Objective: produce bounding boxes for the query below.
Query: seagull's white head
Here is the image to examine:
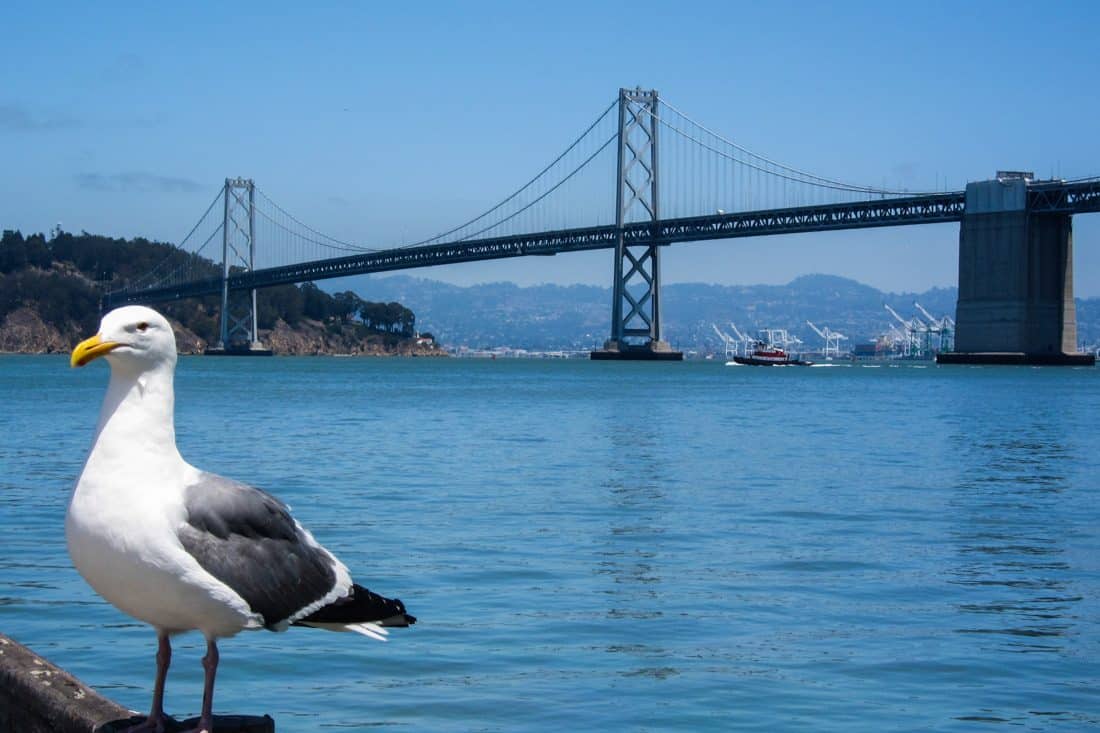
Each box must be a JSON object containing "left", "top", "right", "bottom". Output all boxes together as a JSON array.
[{"left": 71, "top": 305, "right": 177, "bottom": 372}]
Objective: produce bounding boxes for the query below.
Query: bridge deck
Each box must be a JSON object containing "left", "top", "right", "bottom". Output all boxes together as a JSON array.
[
  {"left": 109, "top": 179, "right": 1100, "bottom": 307},
  {"left": 110, "top": 193, "right": 966, "bottom": 306}
]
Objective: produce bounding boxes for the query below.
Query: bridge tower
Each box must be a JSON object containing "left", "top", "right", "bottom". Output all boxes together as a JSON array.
[
  {"left": 591, "top": 88, "right": 683, "bottom": 361},
  {"left": 208, "top": 177, "right": 269, "bottom": 354},
  {"left": 939, "top": 172, "right": 1093, "bottom": 365}
]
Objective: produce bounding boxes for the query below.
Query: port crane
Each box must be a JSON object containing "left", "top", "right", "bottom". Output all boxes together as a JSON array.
[
  {"left": 884, "top": 304, "right": 930, "bottom": 358},
  {"left": 727, "top": 323, "right": 757, "bottom": 357},
  {"left": 711, "top": 323, "right": 737, "bottom": 359},
  {"left": 884, "top": 324, "right": 911, "bottom": 357},
  {"left": 757, "top": 328, "right": 803, "bottom": 354},
  {"left": 806, "top": 321, "right": 848, "bottom": 359},
  {"left": 913, "top": 302, "right": 955, "bottom": 353}
]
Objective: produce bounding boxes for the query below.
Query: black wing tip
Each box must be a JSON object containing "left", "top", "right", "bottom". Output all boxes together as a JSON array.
[
  {"left": 381, "top": 612, "right": 417, "bottom": 627},
  {"left": 297, "top": 584, "right": 416, "bottom": 627},
  {"left": 379, "top": 598, "right": 416, "bottom": 626}
]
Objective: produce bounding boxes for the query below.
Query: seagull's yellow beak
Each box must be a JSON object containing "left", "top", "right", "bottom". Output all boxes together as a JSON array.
[{"left": 71, "top": 334, "right": 121, "bottom": 368}]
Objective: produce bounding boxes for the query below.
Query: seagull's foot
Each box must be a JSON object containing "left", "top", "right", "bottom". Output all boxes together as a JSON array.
[
  {"left": 119, "top": 714, "right": 171, "bottom": 733},
  {"left": 179, "top": 716, "right": 214, "bottom": 733}
]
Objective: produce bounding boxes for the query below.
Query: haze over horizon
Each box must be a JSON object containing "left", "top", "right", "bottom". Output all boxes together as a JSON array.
[
  {"left": 359, "top": 269, "right": 964, "bottom": 299},
  {"left": 3, "top": 2, "right": 1099, "bottom": 295}
]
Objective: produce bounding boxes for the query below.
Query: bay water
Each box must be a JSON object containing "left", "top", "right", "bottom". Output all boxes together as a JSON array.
[{"left": 1, "top": 355, "right": 1098, "bottom": 731}]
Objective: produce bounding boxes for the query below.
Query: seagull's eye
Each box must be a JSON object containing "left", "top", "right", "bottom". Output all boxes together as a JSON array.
[{"left": 136, "top": 322, "right": 149, "bottom": 332}]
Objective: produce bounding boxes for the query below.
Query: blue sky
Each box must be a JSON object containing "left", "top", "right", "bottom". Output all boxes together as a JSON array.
[{"left": 3, "top": 1, "right": 1100, "bottom": 294}]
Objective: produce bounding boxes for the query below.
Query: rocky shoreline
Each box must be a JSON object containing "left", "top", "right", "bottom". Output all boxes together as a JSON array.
[
  {"left": 0, "top": 307, "right": 446, "bottom": 357},
  {"left": 261, "top": 317, "right": 446, "bottom": 356}
]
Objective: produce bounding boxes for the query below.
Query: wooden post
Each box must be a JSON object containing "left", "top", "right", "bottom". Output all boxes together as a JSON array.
[{"left": 0, "top": 633, "right": 273, "bottom": 733}]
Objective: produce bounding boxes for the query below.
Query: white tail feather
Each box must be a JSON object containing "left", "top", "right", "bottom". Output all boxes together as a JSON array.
[
  {"left": 299, "top": 621, "right": 389, "bottom": 641},
  {"left": 348, "top": 622, "right": 389, "bottom": 641}
]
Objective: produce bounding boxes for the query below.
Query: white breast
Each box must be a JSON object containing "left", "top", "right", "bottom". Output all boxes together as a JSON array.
[{"left": 66, "top": 463, "right": 260, "bottom": 637}]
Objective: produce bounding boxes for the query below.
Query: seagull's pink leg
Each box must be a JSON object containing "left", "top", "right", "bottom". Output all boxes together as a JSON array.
[
  {"left": 181, "top": 637, "right": 219, "bottom": 733},
  {"left": 122, "top": 632, "right": 171, "bottom": 732}
]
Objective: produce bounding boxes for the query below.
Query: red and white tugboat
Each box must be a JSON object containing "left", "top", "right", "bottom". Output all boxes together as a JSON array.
[{"left": 730, "top": 340, "right": 813, "bottom": 366}]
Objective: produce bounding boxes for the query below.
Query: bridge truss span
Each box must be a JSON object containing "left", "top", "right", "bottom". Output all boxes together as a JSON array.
[
  {"left": 1028, "top": 178, "right": 1100, "bottom": 214},
  {"left": 645, "top": 192, "right": 966, "bottom": 245},
  {"left": 111, "top": 194, "right": 968, "bottom": 307}
]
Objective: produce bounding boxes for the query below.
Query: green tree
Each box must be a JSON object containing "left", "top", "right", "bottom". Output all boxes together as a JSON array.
[
  {"left": 332, "top": 291, "right": 364, "bottom": 324},
  {"left": 358, "top": 300, "right": 382, "bottom": 330},
  {"left": 0, "top": 230, "right": 28, "bottom": 273},
  {"left": 259, "top": 284, "right": 305, "bottom": 328},
  {"left": 399, "top": 304, "right": 415, "bottom": 336},
  {"left": 301, "top": 282, "right": 332, "bottom": 321},
  {"left": 25, "top": 233, "right": 51, "bottom": 269}
]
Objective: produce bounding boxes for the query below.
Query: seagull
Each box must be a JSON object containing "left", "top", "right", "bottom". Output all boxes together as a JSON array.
[{"left": 67, "top": 305, "right": 415, "bottom": 733}]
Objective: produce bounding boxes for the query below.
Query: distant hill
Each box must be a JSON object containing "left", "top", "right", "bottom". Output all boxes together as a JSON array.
[
  {"left": 0, "top": 229, "right": 440, "bottom": 356},
  {"left": 351, "top": 273, "right": 1100, "bottom": 354}
]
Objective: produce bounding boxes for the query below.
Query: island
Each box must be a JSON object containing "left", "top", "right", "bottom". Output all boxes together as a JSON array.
[{"left": 0, "top": 229, "right": 445, "bottom": 357}]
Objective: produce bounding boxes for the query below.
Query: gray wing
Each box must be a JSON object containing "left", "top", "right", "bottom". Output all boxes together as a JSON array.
[{"left": 178, "top": 472, "right": 339, "bottom": 629}]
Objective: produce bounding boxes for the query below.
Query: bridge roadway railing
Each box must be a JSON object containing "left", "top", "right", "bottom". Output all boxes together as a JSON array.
[
  {"left": 111, "top": 192, "right": 968, "bottom": 306},
  {"left": 1028, "top": 178, "right": 1100, "bottom": 214}
]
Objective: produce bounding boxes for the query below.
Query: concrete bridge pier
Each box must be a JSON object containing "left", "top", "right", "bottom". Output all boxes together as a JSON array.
[{"left": 939, "top": 175, "right": 1094, "bottom": 365}]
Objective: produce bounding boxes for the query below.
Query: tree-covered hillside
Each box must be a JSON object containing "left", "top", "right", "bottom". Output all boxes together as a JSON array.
[{"left": 0, "top": 229, "right": 420, "bottom": 351}]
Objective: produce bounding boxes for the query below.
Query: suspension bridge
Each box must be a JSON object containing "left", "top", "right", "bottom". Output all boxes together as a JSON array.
[{"left": 107, "top": 88, "right": 1100, "bottom": 363}]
